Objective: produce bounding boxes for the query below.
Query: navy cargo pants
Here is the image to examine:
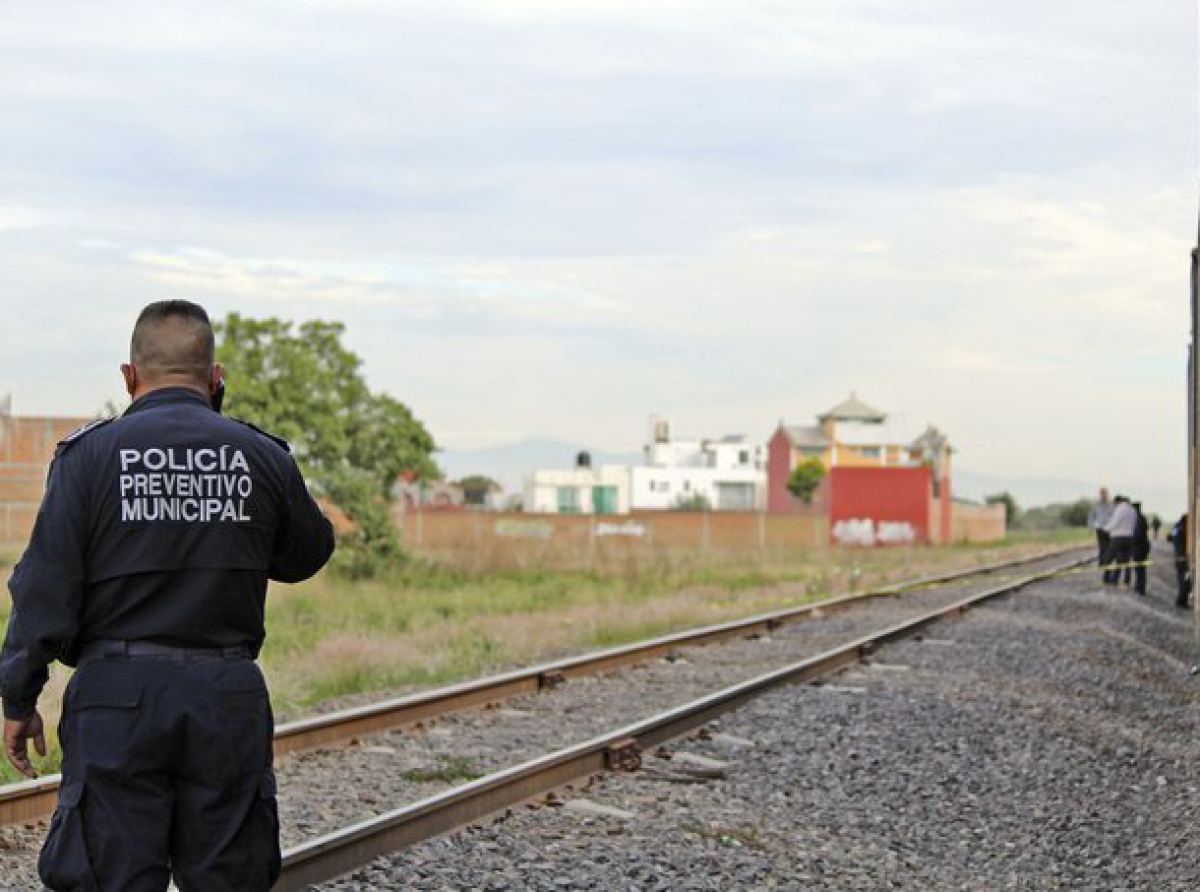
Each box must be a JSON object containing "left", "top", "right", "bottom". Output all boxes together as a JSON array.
[{"left": 39, "top": 646, "right": 280, "bottom": 892}]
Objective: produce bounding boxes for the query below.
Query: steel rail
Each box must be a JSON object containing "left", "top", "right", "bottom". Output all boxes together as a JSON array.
[
  {"left": 270, "top": 544, "right": 1083, "bottom": 755},
  {"left": 0, "top": 545, "right": 1084, "bottom": 828},
  {"left": 275, "top": 551, "right": 1092, "bottom": 890}
]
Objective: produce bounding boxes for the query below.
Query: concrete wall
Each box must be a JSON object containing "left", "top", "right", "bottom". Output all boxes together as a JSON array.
[{"left": 0, "top": 413, "right": 95, "bottom": 545}]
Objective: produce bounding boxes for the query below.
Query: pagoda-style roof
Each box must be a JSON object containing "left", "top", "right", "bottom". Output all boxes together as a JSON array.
[
  {"left": 910, "top": 424, "right": 950, "bottom": 453},
  {"left": 781, "top": 424, "right": 830, "bottom": 447},
  {"left": 817, "top": 392, "right": 887, "bottom": 424}
]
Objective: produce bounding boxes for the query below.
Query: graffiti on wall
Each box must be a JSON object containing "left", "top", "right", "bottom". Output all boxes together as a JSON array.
[
  {"left": 832, "top": 518, "right": 917, "bottom": 547},
  {"left": 595, "top": 521, "right": 647, "bottom": 538},
  {"left": 495, "top": 519, "right": 553, "bottom": 539}
]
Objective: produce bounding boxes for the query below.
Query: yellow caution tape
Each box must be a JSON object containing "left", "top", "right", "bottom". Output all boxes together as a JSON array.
[{"left": 870, "top": 555, "right": 1171, "bottom": 598}]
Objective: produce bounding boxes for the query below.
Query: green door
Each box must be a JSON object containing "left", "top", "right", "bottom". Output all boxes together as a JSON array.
[{"left": 591, "top": 485, "right": 617, "bottom": 515}]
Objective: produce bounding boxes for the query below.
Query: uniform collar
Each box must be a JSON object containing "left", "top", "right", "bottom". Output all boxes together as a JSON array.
[{"left": 124, "top": 386, "right": 212, "bottom": 416}]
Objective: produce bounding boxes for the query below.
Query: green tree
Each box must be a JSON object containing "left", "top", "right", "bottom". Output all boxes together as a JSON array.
[
  {"left": 458, "top": 475, "right": 501, "bottom": 507},
  {"left": 672, "top": 492, "right": 712, "bottom": 512},
  {"left": 215, "top": 314, "right": 437, "bottom": 577},
  {"left": 786, "top": 458, "right": 826, "bottom": 504},
  {"left": 985, "top": 491, "right": 1020, "bottom": 526},
  {"left": 1060, "top": 498, "right": 1092, "bottom": 528}
]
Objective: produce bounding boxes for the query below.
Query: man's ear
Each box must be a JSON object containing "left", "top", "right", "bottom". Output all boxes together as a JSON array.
[
  {"left": 210, "top": 363, "right": 226, "bottom": 412},
  {"left": 120, "top": 363, "right": 137, "bottom": 398}
]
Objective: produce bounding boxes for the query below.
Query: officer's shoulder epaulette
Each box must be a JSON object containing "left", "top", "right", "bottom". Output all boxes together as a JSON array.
[
  {"left": 55, "top": 417, "right": 115, "bottom": 455},
  {"left": 232, "top": 418, "right": 291, "bottom": 453}
]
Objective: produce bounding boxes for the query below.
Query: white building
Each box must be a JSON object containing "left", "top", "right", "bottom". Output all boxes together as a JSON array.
[
  {"left": 522, "top": 422, "right": 767, "bottom": 515},
  {"left": 523, "top": 459, "right": 631, "bottom": 515},
  {"left": 631, "top": 421, "right": 764, "bottom": 511}
]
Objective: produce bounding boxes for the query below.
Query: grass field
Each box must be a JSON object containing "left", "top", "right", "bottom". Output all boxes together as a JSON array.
[{"left": 0, "top": 532, "right": 1087, "bottom": 782}]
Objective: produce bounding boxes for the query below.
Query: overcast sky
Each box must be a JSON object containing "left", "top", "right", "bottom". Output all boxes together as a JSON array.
[{"left": 0, "top": 1, "right": 1194, "bottom": 507}]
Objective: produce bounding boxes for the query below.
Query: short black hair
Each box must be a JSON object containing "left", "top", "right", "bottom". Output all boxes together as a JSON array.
[{"left": 130, "top": 300, "right": 215, "bottom": 383}]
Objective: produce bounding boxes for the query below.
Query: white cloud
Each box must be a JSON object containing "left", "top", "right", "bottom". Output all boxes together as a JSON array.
[
  {"left": 0, "top": 1, "right": 1191, "bottom": 510},
  {"left": 0, "top": 206, "right": 54, "bottom": 232},
  {"left": 132, "top": 249, "right": 394, "bottom": 305},
  {"left": 126, "top": 247, "right": 624, "bottom": 329}
]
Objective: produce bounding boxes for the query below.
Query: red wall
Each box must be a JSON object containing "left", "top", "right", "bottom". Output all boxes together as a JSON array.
[
  {"left": 939, "top": 473, "right": 952, "bottom": 544},
  {"left": 827, "top": 466, "right": 933, "bottom": 544},
  {"left": 767, "top": 427, "right": 796, "bottom": 514}
]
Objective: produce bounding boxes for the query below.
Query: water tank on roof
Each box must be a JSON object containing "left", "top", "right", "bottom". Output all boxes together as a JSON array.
[{"left": 576, "top": 451, "right": 592, "bottom": 469}]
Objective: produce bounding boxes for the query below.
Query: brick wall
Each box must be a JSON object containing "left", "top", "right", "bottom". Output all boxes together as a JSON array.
[
  {"left": 398, "top": 509, "right": 828, "bottom": 571},
  {"left": 0, "top": 413, "right": 95, "bottom": 545},
  {"left": 950, "top": 502, "right": 1007, "bottom": 543}
]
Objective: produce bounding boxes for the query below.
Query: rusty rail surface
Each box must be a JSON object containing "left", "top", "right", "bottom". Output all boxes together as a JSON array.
[
  {"left": 275, "top": 551, "right": 1093, "bottom": 890},
  {"left": 0, "top": 545, "right": 1085, "bottom": 829},
  {"left": 271, "top": 544, "right": 1082, "bottom": 756}
]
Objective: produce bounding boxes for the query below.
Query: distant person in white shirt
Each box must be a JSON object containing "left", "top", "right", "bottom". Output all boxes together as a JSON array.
[
  {"left": 1088, "top": 487, "right": 1114, "bottom": 562},
  {"left": 1101, "top": 495, "right": 1137, "bottom": 587}
]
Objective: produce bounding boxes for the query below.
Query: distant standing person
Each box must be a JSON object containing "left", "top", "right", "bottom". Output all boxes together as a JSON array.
[
  {"left": 1089, "top": 488, "right": 1114, "bottom": 563},
  {"left": 1101, "top": 495, "right": 1136, "bottom": 586},
  {"left": 1130, "top": 502, "right": 1150, "bottom": 596},
  {"left": 1169, "top": 513, "right": 1191, "bottom": 608},
  {"left": 1151, "top": 515, "right": 1162, "bottom": 540}
]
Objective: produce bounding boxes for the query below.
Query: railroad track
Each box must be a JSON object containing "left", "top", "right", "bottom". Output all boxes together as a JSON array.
[
  {"left": 276, "top": 548, "right": 1093, "bottom": 890},
  {"left": 0, "top": 545, "right": 1085, "bottom": 833}
]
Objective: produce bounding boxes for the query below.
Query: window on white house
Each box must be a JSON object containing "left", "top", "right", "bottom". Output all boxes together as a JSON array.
[{"left": 557, "top": 487, "right": 580, "bottom": 514}]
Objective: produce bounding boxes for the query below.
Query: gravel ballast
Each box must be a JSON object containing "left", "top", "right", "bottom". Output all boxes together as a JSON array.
[
  {"left": 0, "top": 552, "right": 1077, "bottom": 886},
  {"left": 6, "top": 548, "right": 1193, "bottom": 890},
  {"left": 314, "top": 554, "right": 1200, "bottom": 891}
]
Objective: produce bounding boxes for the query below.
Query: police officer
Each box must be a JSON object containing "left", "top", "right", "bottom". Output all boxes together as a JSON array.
[
  {"left": 1, "top": 301, "right": 335, "bottom": 891},
  {"left": 1130, "top": 501, "right": 1151, "bottom": 596},
  {"left": 1169, "top": 513, "right": 1191, "bottom": 608}
]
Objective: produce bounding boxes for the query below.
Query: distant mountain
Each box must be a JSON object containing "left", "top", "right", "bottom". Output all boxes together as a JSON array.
[
  {"left": 954, "top": 469, "right": 1183, "bottom": 518},
  {"left": 436, "top": 438, "right": 641, "bottom": 494}
]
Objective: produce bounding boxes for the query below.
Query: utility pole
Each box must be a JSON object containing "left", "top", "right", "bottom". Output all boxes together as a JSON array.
[{"left": 1190, "top": 217, "right": 1199, "bottom": 641}]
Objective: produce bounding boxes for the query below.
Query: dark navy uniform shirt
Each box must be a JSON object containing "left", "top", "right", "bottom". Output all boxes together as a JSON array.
[{"left": 0, "top": 387, "right": 335, "bottom": 719}]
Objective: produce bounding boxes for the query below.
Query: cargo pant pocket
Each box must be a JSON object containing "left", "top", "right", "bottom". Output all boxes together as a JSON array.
[{"left": 38, "top": 780, "right": 100, "bottom": 892}]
